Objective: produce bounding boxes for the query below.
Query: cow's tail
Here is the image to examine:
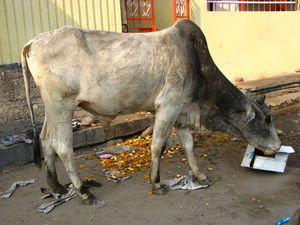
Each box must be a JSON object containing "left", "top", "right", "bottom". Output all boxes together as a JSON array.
[{"left": 21, "top": 42, "right": 42, "bottom": 168}]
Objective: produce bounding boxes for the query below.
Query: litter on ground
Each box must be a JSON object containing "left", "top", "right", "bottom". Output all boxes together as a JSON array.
[
  {"left": 161, "top": 171, "right": 209, "bottom": 190},
  {"left": 37, "top": 188, "right": 77, "bottom": 214},
  {"left": 0, "top": 179, "right": 36, "bottom": 198},
  {"left": 0, "top": 135, "right": 32, "bottom": 146}
]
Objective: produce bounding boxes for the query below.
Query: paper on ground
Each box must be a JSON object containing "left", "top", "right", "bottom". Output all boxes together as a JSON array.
[
  {"left": 161, "top": 171, "right": 209, "bottom": 190},
  {"left": 0, "top": 179, "right": 37, "bottom": 198},
  {"left": 241, "top": 145, "right": 295, "bottom": 173}
]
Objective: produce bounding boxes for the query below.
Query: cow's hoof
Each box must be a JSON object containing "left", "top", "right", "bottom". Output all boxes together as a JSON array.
[
  {"left": 153, "top": 184, "right": 169, "bottom": 195},
  {"left": 53, "top": 184, "right": 68, "bottom": 195},
  {"left": 83, "top": 180, "right": 102, "bottom": 188},
  {"left": 198, "top": 177, "right": 213, "bottom": 186},
  {"left": 81, "top": 193, "right": 96, "bottom": 205}
]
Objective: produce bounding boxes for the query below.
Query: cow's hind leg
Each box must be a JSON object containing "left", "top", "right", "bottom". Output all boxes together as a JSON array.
[
  {"left": 45, "top": 101, "right": 96, "bottom": 205},
  {"left": 40, "top": 117, "right": 67, "bottom": 194},
  {"left": 175, "top": 127, "right": 211, "bottom": 186},
  {"left": 150, "top": 105, "right": 182, "bottom": 195}
]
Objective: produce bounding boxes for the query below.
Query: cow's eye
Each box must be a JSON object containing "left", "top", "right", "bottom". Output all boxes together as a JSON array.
[{"left": 265, "top": 115, "right": 271, "bottom": 124}]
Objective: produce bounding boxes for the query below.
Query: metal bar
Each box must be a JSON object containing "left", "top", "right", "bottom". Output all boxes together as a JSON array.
[
  {"left": 127, "top": 18, "right": 153, "bottom": 20},
  {"left": 137, "top": 0, "right": 140, "bottom": 26},
  {"left": 207, "top": 0, "right": 295, "bottom": 4},
  {"left": 186, "top": 0, "right": 190, "bottom": 20},
  {"left": 172, "top": 0, "right": 176, "bottom": 22},
  {"left": 151, "top": 0, "right": 155, "bottom": 31},
  {"left": 241, "top": 0, "right": 245, "bottom": 10}
]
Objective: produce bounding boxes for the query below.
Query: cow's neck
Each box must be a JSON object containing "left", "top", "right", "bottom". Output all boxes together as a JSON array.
[
  {"left": 198, "top": 61, "right": 249, "bottom": 138},
  {"left": 193, "top": 29, "right": 247, "bottom": 112},
  {"left": 200, "top": 65, "right": 247, "bottom": 111}
]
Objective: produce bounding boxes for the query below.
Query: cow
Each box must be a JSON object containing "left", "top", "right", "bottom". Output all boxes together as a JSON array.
[{"left": 22, "top": 19, "right": 281, "bottom": 204}]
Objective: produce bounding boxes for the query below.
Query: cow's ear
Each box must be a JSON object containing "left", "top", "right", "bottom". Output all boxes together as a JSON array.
[{"left": 254, "top": 95, "right": 266, "bottom": 105}]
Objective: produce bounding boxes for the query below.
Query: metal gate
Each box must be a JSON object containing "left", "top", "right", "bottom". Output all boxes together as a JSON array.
[
  {"left": 125, "top": 0, "right": 156, "bottom": 32},
  {"left": 172, "top": 0, "right": 190, "bottom": 22}
]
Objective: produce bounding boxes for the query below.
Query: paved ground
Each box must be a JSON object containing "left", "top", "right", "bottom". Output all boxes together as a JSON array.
[{"left": 0, "top": 104, "right": 299, "bottom": 225}]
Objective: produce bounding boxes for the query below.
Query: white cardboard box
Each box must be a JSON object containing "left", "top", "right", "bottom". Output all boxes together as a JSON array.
[{"left": 241, "top": 145, "right": 295, "bottom": 173}]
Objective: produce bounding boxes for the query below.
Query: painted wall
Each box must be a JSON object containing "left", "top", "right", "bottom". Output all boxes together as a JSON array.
[
  {"left": 0, "top": 0, "right": 122, "bottom": 64},
  {"left": 154, "top": 0, "right": 173, "bottom": 30},
  {"left": 191, "top": 0, "right": 300, "bottom": 81}
]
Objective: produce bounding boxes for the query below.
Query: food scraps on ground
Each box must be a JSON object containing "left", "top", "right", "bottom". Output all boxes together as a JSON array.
[
  {"left": 79, "top": 131, "right": 234, "bottom": 179},
  {"left": 96, "top": 135, "right": 184, "bottom": 176}
]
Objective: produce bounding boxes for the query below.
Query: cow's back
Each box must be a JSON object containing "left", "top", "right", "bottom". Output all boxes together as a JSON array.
[{"left": 25, "top": 20, "right": 200, "bottom": 115}]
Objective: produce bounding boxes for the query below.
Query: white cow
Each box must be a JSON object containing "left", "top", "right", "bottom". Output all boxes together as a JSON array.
[{"left": 22, "top": 19, "right": 280, "bottom": 204}]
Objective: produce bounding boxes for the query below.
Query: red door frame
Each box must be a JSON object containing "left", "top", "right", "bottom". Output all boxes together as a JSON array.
[
  {"left": 125, "top": 0, "right": 156, "bottom": 32},
  {"left": 172, "top": 0, "right": 190, "bottom": 22}
]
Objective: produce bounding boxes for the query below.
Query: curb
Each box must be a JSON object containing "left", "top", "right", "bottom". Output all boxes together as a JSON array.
[
  {"left": 0, "top": 116, "right": 154, "bottom": 170},
  {"left": 237, "top": 73, "right": 300, "bottom": 107}
]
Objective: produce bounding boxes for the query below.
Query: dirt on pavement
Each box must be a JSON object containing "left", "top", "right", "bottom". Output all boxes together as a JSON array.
[{"left": 0, "top": 104, "right": 299, "bottom": 225}]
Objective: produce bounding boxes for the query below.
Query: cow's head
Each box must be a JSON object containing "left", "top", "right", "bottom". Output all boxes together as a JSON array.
[
  {"left": 202, "top": 94, "right": 281, "bottom": 156},
  {"left": 232, "top": 95, "right": 281, "bottom": 155}
]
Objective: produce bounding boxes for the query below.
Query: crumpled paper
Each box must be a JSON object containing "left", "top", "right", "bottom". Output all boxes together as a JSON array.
[
  {"left": 37, "top": 188, "right": 76, "bottom": 214},
  {"left": 0, "top": 179, "right": 37, "bottom": 198},
  {"left": 161, "top": 171, "right": 209, "bottom": 190}
]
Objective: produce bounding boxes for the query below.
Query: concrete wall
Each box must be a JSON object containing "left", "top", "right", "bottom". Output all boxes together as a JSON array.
[
  {"left": 191, "top": 0, "right": 300, "bottom": 81},
  {"left": 0, "top": 64, "right": 90, "bottom": 137}
]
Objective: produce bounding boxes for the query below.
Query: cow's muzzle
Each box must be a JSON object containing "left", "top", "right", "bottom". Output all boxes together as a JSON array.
[{"left": 258, "top": 145, "right": 280, "bottom": 156}]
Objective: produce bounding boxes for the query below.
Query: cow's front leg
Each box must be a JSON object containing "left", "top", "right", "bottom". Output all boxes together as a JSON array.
[
  {"left": 150, "top": 105, "right": 181, "bottom": 195},
  {"left": 175, "top": 127, "right": 211, "bottom": 186}
]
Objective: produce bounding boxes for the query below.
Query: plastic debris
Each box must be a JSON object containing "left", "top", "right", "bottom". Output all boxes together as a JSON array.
[
  {"left": 0, "top": 135, "right": 32, "bottom": 146},
  {"left": 0, "top": 179, "right": 36, "bottom": 198},
  {"left": 161, "top": 171, "right": 209, "bottom": 190},
  {"left": 89, "top": 199, "right": 106, "bottom": 221},
  {"left": 275, "top": 216, "right": 291, "bottom": 225},
  {"left": 276, "top": 209, "right": 300, "bottom": 225},
  {"left": 99, "top": 154, "right": 113, "bottom": 159},
  {"left": 105, "top": 171, "right": 131, "bottom": 183},
  {"left": 93, "top": 199, "right": 106, "bottom": 208},
  {"left": 72, "top": 119, "right": 81, "bottom": 131},
  {"left": 37, "top": 188, "right": 77, "bottom": 214}
]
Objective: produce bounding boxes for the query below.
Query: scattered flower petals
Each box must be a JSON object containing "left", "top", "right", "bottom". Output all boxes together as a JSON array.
[
  {"left": 79, "top": 164, "right": 88, "bottom": 168},
  {"left": 97, "top": 135, "right": 183, "bottom": 177}
]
